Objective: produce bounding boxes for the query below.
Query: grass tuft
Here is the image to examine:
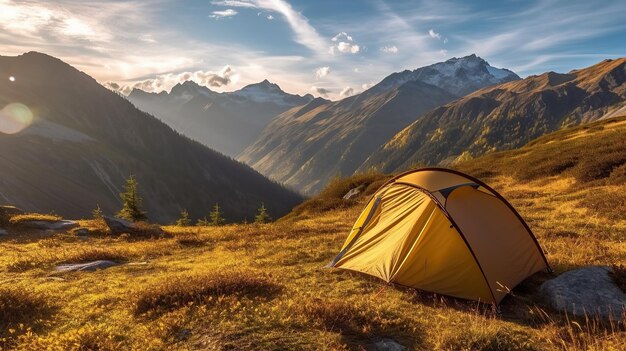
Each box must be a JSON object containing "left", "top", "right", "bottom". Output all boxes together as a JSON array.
[
  {"left": 0, "top": 287, "right": 56, "bottom": 347},
  {"left": 134, "top": 270, "right": 282, "bottom": 316},
  {"left": 8, "top": 213, "right": 62, "bottom": 225}
]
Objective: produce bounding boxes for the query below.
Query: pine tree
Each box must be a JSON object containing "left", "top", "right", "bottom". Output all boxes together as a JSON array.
[
  {"left": 176, "top": 209, "right": 191, "bottom": 226},
  {"left": 117, "top": 175, "right": 147, "bottom": 222},
  {"left": 209, "top": 203, "right": 226, "bottom": 226},
  {"left": 91, "top": 204, "right": 103, "bottom": 220},
  {"left": 196, "top": 217, "right": 210, "bottom": 226},
  {"left": 254, "top": 202, "right": 271, "bottom": 224}
]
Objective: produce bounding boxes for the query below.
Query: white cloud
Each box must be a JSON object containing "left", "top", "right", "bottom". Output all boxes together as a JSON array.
[
  {"left": 339, "top": 86, "right": 354, "bottom": 98},
  {"left": 331, "top": 32, "right": 353, "bottom": 42},
  {"left": 212, "top": 0, "right": 327, "bottom": 53},
  {"left": 428, "top": 29, "right": 441, "bottom": 39},
  {"left": 443, "top": 38, "right": 448, "bottom": 44},
  {"left": 362, "top": 82, "right": 374, "bottom": 90},
  {"left": 380, "top": 45, "right": 398, "bottom": 54},
  {"left": 315, "top": 66, "right": 330, "bottom": 79},
  {"left": 353, "top": 68, "right": 360, "bottom": 73},
  {"left": 267, "top": 14, "right": 274, "bottom": 20},
  {"left": 209, "top": 9, "right": 238, "bottom": 19},
  {"left": 310, "top": 86, "right": 331, "bottom": 97},
  {"left": 439, "top": 49, "right": 448, "bottom": 56},
  {"left": 107, "top": 65, "right": 238, "bottom": 94},
  {"left": 329, "top": 32, "right": 360, "bottom": 55}
]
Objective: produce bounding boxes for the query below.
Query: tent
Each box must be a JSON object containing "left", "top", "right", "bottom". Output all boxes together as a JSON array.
[{"left": 328, "top": 168, "right": 550, "bottom": 305}]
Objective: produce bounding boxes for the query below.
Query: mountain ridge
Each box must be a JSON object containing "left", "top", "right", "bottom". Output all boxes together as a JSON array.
[
  {"left": 239, "top": 54, "right": 520, "bottom": 194},
  {"left": 0, "top": 51, "right": 302, "bottom": 222}
]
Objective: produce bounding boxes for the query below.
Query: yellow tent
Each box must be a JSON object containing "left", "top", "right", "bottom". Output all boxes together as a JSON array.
[{"left": 329, "top": 168, "right": 550, "bottom": 305}]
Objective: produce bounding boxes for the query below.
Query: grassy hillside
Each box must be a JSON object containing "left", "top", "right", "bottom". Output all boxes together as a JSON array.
[{"left": 1, "top": 118, "right": 626, "bottom": 350}]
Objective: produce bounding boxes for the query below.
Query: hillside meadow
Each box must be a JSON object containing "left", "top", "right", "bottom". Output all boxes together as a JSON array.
[{"left": 1, "top": 117, "right": 626, "bottom": 350}]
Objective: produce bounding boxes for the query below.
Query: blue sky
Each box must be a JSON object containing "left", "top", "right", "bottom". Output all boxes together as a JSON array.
[{"left": 1, "top": 0, "right": 625, "bottom": 100}]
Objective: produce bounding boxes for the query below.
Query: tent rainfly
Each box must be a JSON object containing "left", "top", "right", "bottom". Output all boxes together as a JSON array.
[{"left": 329, "top": 168, "right": 550, "bottom": 305}]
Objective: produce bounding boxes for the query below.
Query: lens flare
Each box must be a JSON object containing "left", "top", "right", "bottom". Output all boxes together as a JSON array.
[
  {"left": 8, "top": 76, "right": 15, "bottom": 82},
  {"left": 0, "top": 103, "right": 34, "bottom": 134}
]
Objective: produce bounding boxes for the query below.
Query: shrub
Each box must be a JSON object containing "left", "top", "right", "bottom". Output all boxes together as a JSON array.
[
  {"left": 254, "top": 203, "right": 271, "bottom": 224},
  {"left": 175, "top": 209, "right": 191, "bottom": 226},
  {"left": 134, "top": 271, "right": 282, "bottom": 315}
]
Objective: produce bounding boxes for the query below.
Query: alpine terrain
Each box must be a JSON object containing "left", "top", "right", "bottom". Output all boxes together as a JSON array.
[
  {"left": 0, "top": 52, "right": 302, "bottom": 222},
  {"left": 239, "top": 54, "right": 519, "bottom": 194}
]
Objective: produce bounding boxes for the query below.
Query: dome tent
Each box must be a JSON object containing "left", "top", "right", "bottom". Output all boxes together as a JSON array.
[{"left": 329, "top": 168, "right": 550, "bottom": 305}]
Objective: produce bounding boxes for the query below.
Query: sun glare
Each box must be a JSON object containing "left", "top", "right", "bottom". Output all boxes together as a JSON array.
[
  {"left": 0, "top": 103, "right": 34, "bottom": 134},
  {"left": 9, "top": 76, "right": 15, "bottom": 82}
]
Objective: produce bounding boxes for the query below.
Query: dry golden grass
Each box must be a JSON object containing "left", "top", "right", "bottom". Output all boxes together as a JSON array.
[
  {"left": 8, "top": 213, "right": 62, "bottom": 225},
  {"left": 2, "top": 152, "right": 626, "bottom": 349}
]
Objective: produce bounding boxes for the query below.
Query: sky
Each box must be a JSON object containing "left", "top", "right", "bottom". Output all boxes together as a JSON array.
[{"left": 1, "top": 0, "right": 625, "bottom": 100}]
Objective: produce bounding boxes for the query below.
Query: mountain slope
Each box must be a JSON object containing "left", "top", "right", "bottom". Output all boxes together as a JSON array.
[
  {"left": 239, "top": 55, "right": 519, "bottom": 194},
  {"left": 0, "top": 52, "right": 302, "bottom": 222},
  {"left": 362, "top": 57, "right": 626, "bottom": 173},
  {"left": 127, "top": 79, "right": 313, "bottom": 157}
]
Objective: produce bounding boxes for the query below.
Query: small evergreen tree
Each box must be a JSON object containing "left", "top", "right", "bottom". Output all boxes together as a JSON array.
[
  {"left": 176, "top": 209, "right": 191, "bottom": 226},
  {"left": 254, "top": 202, "right": 271, "bottom": 224},
  {"left": 117, "top": 175, "right": 147, "bottom": 222},
  {"left": 209, "top": 203, "right": 226, "bottom": 226},
  {"left": 91, "top": 204, "right": 103, "bottom": 220},
  {"left": 196, "top": 217, "right": 210, "bottom": 226}
]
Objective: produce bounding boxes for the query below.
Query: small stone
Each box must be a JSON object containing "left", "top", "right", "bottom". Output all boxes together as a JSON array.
[
  {"left": 0, "top": 228, "right": 8, "bottom": 235},
  {"left": 55, "top": 260, "right": 119, "bottom": 273},
  {"left": 343, "top": 187, "right": 361, "bottom": 200},
  {"left": 374, "top": 339, "right": 406, "bottom": 351},
  {"left": 540, "top": 266, "right": 626, "bottom": 322}
]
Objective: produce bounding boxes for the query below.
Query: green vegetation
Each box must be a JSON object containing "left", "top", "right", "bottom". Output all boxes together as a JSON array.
[
  {"left": 175, "top": 209, "right": 191, "bottom": 227},
  {"left": 209, "top": 203, "right": 226, "bottom": 226},
  {"left": 254, "top": 203, "right": 271, "bottom": 223},
  {"left": 91, "top": 205, "right": 103, "bottom": 220},
  {"left": 117, "top": 175, "right": 147, "bottom": 222}
]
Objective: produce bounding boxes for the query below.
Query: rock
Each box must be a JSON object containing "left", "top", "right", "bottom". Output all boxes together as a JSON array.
[
  {"left": 103, "top": 216, "right": 163, "bottom": 236},
  {"left": 103, "top": 216, "right": 136, "bottom": 235},
  {"left": 374, "top": 339, "right": 406, "bottom": 351},
  {"left": 0, "top": 228, "right": 8, "bottom": 235},
  {"left": 343, "top": 187, "right": 361, "bottom": 200},
  {"left": 540, "top": 266, "right": 626, "bottom": 322},
  {"left": 74, "top": 228, "right": 90, "bottom": 236},
  {"left": 24, "top": 220, "right": 79, "bottom": 231},
  {"left": 55, "top": 260, "right": 119, "bottom": 273}
]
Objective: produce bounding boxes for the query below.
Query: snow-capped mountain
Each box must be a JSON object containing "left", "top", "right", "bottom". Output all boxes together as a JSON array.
[
  {"left": 239, "top": 54, "right": 520, "bottom": 195},
  {"left": 371, "top": 54, "right": 519, "bottom": 96},
  {"left": 128, "top": 80, "right": 313, "bottom": 157}
]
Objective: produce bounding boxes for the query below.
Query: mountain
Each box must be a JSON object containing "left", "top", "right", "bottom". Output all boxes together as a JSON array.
[
  {"left": 0, "top": 52, "right": 302, "bottom": 222},
  {"left": 361, "top": 57, "right": 626, "bottom": 173},
  {"left": 127, "top": 79, "right": 314, "bottom": 157},
  {"left": 239, "top": 55, "right": 519, "bottom": 194}
]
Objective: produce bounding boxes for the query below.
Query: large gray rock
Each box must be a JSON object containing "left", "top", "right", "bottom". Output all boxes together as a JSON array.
[
  {"left": 24, "top": 220, "right": 78, "bottom": 231},
  {"left": 103, "top": 216, "right": 135, "bottom": 235},
  {"left": 374, "top": 339, "right": 406, "bottom": 351},
  {"left": 55, "top": 260, "right": 119, "bottom": 273},
  {"left": 103, "top": 216, "right": 163, "bottom": 236},
  {"left": 540, "top": 266, "right": 626, "bottom": 321}
]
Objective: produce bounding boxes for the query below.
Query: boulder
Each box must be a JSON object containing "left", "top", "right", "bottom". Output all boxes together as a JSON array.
[
  {"left": 540, "top": 266, "right": 626, "bottom": 321},
  {"left": 24, "top": 220, "right": 79, "bottom": 231},
  {"left": 74, "top": 228, "right": 90, "bottom": 236},
  {"left": 343, "top": 187, "right": 361, "bottom": 200},
  {"left": 55, "top": 260, "right": 119, "bottom": 273},
  {"left": 374, "top": 339, "right": 406, "bottom": 351},
  {"left": 103, "top": 216, "right": 163, "bottom": 236}
]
